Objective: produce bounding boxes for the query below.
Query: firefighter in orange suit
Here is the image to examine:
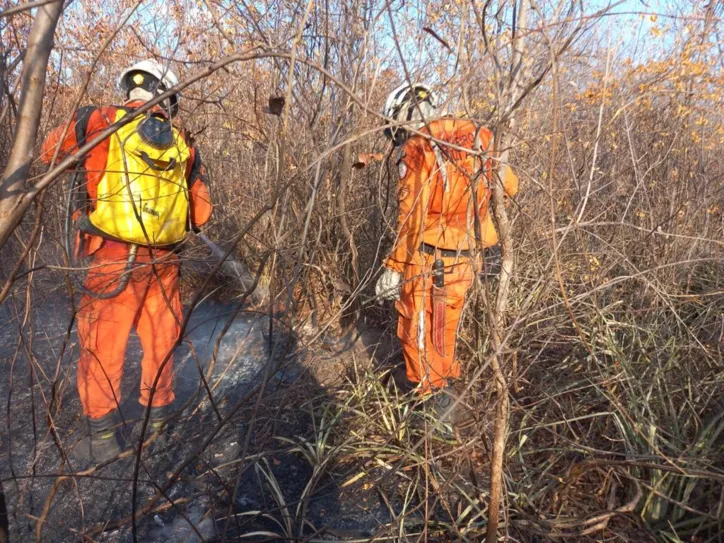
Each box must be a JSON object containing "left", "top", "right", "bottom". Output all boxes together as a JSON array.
[
  {"left": 41, "top": 59, "right": 213, "bottom": 463},
  {"left": 376, "top": 83, "right": 518, "bottom": 421}
]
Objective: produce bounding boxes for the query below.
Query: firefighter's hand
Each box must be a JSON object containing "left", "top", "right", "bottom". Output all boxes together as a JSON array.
[{"left": 375, "top": 268, "right": 402, "bottom": 301}]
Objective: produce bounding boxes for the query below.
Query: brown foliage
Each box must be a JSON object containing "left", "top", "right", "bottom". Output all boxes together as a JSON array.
[{"left": 0, "top": 0, "right": 722, "bottom": 541}]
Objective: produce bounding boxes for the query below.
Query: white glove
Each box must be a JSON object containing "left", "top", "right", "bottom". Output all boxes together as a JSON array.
[{"left": 375, "top": 268, "right": 402, "bottom": 301}]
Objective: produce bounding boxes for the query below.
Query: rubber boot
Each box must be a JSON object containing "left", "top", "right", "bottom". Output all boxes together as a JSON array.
[
  {"left": 428, "top": 386, "right": 463, "bottom": 438},
  {"left": 71, "top": 411, "right": 127, "bottom": 465},
  {"left": 149, "top": 405, "right": 172, "bottom": 433},
  {"left": 390, "top": 364, "right": 415, "bottom": 394},
  {"left": 432, "top": 388, "right": 455, "bottom": 420},
  {"left": 143, "top": 405, "right": 174, "bottom": 452}
]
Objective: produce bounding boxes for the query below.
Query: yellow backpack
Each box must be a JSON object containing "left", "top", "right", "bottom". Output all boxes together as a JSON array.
[{"left": 89, "top": 108, "right": 191, "bottom": 246}]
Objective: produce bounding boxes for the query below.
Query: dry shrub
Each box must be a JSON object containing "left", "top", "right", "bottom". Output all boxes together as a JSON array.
[{"left": 0, "top": 0, "right": 722, "bottom": 541}]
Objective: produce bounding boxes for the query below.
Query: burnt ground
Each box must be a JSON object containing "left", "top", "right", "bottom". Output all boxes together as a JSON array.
[
  {"left": 0, "top": 288, "right": 407, "bottom": 542},
  {"left": 0, "top": 290, "right": 661, "bottom": 542}
]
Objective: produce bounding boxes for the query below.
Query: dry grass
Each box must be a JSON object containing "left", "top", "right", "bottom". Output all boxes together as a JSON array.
[{"left": 0, "top": 0, "right": 722, "bottom": 541}]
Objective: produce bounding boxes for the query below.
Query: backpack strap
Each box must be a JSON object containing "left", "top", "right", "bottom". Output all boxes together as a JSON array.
[
  {"left": 138, "top": 150, "right": 177, "bottom": 171},
  {"left": 67, "top": 106, "right": 98, "bottom": 254},
  {"left": 69, "top": 106, "right": 99, "bottom": 216},
  {"left": 74, "top": 105, "right": 98, "bottom": 151},
  {"left": 186, "top": 149, "right": 206, "bottom": 188}
]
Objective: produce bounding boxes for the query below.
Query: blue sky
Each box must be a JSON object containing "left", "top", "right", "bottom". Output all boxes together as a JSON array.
[{"left": 37, "top": 0, "right": 696, "bottom": 95}]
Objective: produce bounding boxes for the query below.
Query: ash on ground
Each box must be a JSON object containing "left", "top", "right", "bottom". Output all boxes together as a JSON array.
[{"left": 0, "top": 294, "right": 397, "bottom": 542}]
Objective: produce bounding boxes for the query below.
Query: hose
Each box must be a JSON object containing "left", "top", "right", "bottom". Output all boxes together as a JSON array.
[
  {"left": 65, "top": 171, "right": 138, "bottom": 299},
  {"left": 76, "top": 244, "right": 138, "bottom": 299}
]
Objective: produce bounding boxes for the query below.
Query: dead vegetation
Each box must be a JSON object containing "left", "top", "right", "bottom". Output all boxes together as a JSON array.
[{"left": 0, "top": 0, "right": 722, "bottom": 541}]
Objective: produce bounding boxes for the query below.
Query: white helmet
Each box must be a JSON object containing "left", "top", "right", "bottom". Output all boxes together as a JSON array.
[
  {"left": 118, "top": 59, "right": 180, "bottom": 114},
  {"left": 382, "top": 82, "right": 438, "bottom": 143}
]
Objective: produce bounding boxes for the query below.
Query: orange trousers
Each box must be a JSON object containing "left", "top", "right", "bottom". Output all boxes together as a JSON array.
[
  {"left": 77, "top": 241, "right": 181, "bottom": 419},
  {"left": 395, "top": 251, "right": 474, "bottom": 392}
]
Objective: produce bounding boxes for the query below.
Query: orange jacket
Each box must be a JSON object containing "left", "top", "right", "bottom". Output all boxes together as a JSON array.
[
  {"left": 385, "top": 118, "right": 518, "bottom": 272},
  {"left": 41, "top": 100, "right": 213, "bottom": 254}
]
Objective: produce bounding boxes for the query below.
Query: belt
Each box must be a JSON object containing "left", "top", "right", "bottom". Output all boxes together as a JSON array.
[{"left": 419, "top": 242, "right": 472, "bottom": 259}]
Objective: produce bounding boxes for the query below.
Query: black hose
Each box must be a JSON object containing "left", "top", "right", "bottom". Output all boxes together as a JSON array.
[
  {"left": 64, "top": 172, "right": 83, "bottom": 265},
  {"left": 76, "top": 244, "right": 138, "bottom": 299},
  {"left": 65, "top": 172, "right": 138, "bottom": 299}
]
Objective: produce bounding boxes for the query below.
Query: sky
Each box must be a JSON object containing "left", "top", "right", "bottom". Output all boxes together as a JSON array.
[{"left": 28, "top": 0, "right": 701, "bottom": 98}]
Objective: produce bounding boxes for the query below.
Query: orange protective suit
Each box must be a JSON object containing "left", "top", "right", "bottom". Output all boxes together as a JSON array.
[
  {"left": 386, "top": 118, "right": 518, "bottom": 391},
  {"left": 41, "top": 101, "right": 213, "bottom": 419}
]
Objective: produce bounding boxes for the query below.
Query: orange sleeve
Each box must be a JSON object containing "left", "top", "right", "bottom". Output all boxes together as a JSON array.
[
  {"left": 384, "top": 139, "right": 432, "bottom": 272},
  {"left": 40, "top": 121, "right": 79, "bottom": 165},
  {"left": 185, "top": 147, "right": 213, "bottom": 227},
  {"left": 502, "top": 164, "right": 518, "bottom": 197},
  {"left": 190, "top": 180, "right": 213, "bottom": 227}
]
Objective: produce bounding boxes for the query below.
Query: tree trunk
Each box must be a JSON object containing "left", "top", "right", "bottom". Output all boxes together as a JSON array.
[
  {"left": 0, "top": 0, "right": 64, "bottom": 250},
  {"left": 337, "top": 141, "right": 359, "bottom": 286},
  {"left": 484, "top": 134, "right": 514, "bottom": 543},
  {"left": 486, "top": 1, "right": 529, "bottom": 541}
]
